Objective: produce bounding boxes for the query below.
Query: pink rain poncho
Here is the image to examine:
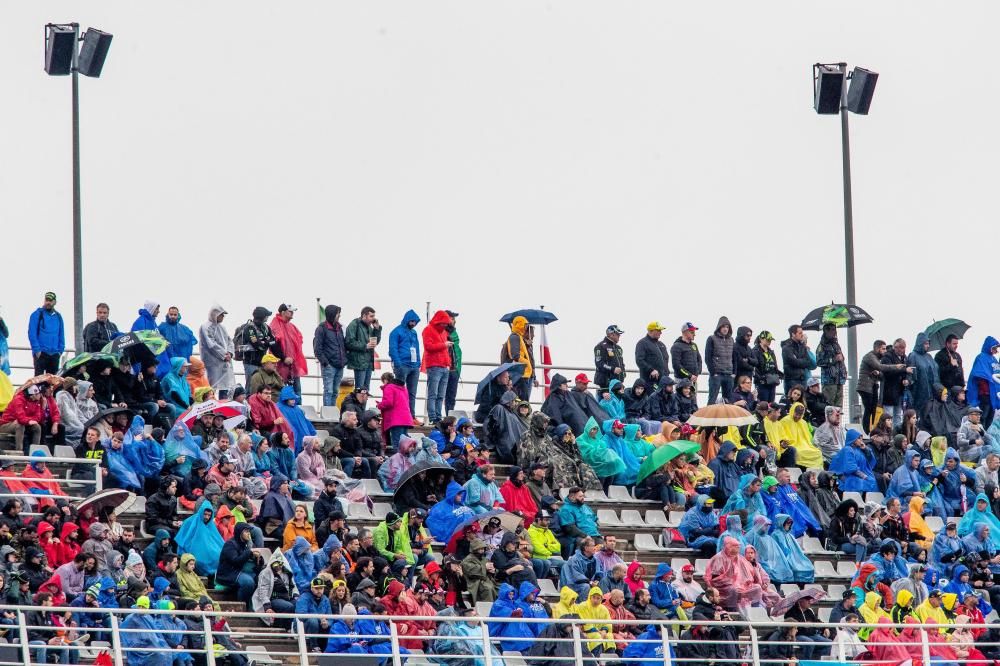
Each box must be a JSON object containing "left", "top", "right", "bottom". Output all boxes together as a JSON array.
[
  {"left": 377, "top": 437, "right": 417, "bottom": 490},
  {"left": 868, "top": 616, "right": 914, "bottom": 663},
  {"left": 703, "top": 536, "right": 763, "bottom": 611}
]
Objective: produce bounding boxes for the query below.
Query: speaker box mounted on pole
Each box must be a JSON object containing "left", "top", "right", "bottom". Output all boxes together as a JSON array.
[
  {"left": 847, "top": 67, "right": 878, "bottom": 115},
  {"left": 45, "top": 25, "right": 75, "bottom": 75},
  {"left": 813, "top": 65, "right": 844, "bottom": 114},
  {"left": 78, "top": 29, "right": 113, "bottom": 78}
]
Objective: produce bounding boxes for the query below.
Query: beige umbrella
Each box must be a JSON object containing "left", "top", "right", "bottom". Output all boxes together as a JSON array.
[{"left": 686, "top": 403, "right": 757, "bottom": 427}]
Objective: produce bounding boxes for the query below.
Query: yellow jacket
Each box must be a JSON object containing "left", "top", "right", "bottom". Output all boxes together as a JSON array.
[
  {"left": 915, "top": 598, "right": 949, "bottom": 631},
  {"left": 574, "top": 587, "right": 615, "bottom": 652},
  {"left": 907, "top": 496, "right": 934, "bottom": 549},
  {"left": 527, "top": 524, "right": 561, "bottom": 560},
  {"left": 504, "top": 317, "right": 533, "bottom": 378},
  {"left": 778, "top": 412, "right": 823, "bottom": 469},
  {"left": 552, "top": 586, "right": 579, "bottom": 619}
]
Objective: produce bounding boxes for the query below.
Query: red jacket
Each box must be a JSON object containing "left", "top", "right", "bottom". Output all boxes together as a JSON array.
[
  {"left": 499, "top": 476, "right": 539, "bottom": 526},
  {"left": 421, "top": 311, "right": 452, "bottom": 370},
  {"left": 0, "top": 392, "right": 45, "bottom": 426}
]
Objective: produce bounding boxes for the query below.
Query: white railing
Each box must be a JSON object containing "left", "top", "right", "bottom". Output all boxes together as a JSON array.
[
  {"left": 0, "top": 455, "right": 102, "bottom": 513},
  {"left": 0, "top": 605, "right": 975, "bottom": 666}
]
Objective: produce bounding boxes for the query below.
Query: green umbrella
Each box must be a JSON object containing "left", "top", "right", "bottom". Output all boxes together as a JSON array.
[
  {"left": 923, "top": 318, "right": 970, "bottom": 351},
  {"left": 60, "top": 352, "right": 119, "bottom": 376},
  {"left": 637, "top": 439, "right": 701, "bottom": 483},
  {"left": 101, "top": 330, "right": 170, "bottom": 357}
]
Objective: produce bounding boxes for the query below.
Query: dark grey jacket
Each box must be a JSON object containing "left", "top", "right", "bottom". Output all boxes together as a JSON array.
[
  {"left": 635, "top": 334, "right": 670, "bottom": 386},
  {"left": 705, "top": 316, "right": 734, "bottom": 375},
  {"left": 671, "top": 337, "right": 703, "bottom": 380},
  {"left": 313, "top": 309, "right": 347, "bottom": 368}
]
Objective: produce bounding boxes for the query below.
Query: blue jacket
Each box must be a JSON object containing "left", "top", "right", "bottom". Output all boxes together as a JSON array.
[
  {"left": 557, "top": 500, "right": 600, "bottom": 537},
  {"left": 296, "top": 590, "right": 332, "bottom": 616},
  {"left": 773, "top": 483, "right": 822, "bottom": 536},
  {"left": 907, "top": 332, "right": 940, "bottom": 411},
  {"left": 518, "top": 581, "right": 549, "bottom": 636},
  {"left": 967, "top": 336, "right": 1000, "bottom": 410},
  {"left": 28, "top": 307, "right": 65, "bottom": 354},
  {"left": 560, "top": 549, "right": 598, "bottom": 590},
  {"left": 622, "top": 625, "right": 668, "bottom": 660},
  {"left": 488, "top": 583, "right": 537, "bottom": 652},
  {"left": 708, "top": 441, "right": 741, "bottom": 499},
  {"left": 463, "top": 469, "right": 504, "bottom": 514},
  {"left": 131, "top": 309, "right": 158, "bottom": 332},
  {"left": 648, "top": 563, "right": 681, "bottom": 617},
  {"left": 158, "top": 318, "right": 197, "bottom": 360},
  {"left": 829, "top": 430, "right": 878, "bottom": 493},
  {"left": 388, "top": 310, "right": 422, "bottom": 369}
]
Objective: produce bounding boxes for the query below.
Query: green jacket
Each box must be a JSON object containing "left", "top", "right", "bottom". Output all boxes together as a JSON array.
[
  {"left": 449, "top": 329, "right": 462, "bottom": 376},
  {"left": 461, "top": 552, "right": 497, "bottom": 602},
  {"left": 371, "top": 512, "right": 432, "bottom": 566},
  {"left": 345, "top": 318, "right": 382, "bottom": 370}
]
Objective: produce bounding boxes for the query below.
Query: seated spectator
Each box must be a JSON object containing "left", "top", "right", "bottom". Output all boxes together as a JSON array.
[
  {"left": 295, "top": 436, "right": 326, "bottom": 499},
  {"left": 257, "top": 476, "right": 296, "bottom": 539},
  {"left": 772, "top": 513, "right": 814, "bottom": 583},
  {"left": 248, "top": 386, "right": 293, "bottom": 441},
  {"left": 282, "top": 503, "right": 318, "bottom": 551},
  {"left": 678, "top": 495, "right": 719, "bottom": 554},
  {"left": 829, "top": 429, "right": 878, "bottom": 494},
  {"left": 560, "top": 537, "right": 599, "bottom": 599},
  {"left": 356, "top": 409, "right": 386, "bottom": 477},
  {"left": 277, "top": 386, "right": 316, "bottom": 454},
  {"left": 463, "top": 464, "right": 504, "bottom": 515},
  {"left": 784, "top": 592, "right": 832, "bottom": 659},
  {"left": 780, "top": 403, "right": 824, "bottom": 469},
  {"left": 484, "top": 390, "right": 526, "bottom": 466},
  {"left": 461, "top": 538, "right": 497, "bottom": 603},
  {"left": 556, "top": 486, "right": 600, "bottom": 557},
  {"left": 295, "top": 578, "right": 332, "bottom": 652},
  {"left": 426, "top": 481, "right": 475, "bottom": 543},
  {"left": 499, "top": 466, "right": 538, "bottom": 526},
  {"left": 174, "top": 500, "right": 225, "bottom": 576},
  {"left": 703, "top": 536, "right": 764, "bottom": 611},
  {"left": 377, "top": 437, "right": 417, "bottom": 490},
  {"left": 575, "top": 586, "right": 616, "bottom": 657},
  {"left": 285, "top": 536, "right": 318, "bottom": 595},
  {"left": 598, "top": 562, "right": 632, "bottom": 605},
  {"left": 248, "top": 354, "right": 284, "bottom": 396}
]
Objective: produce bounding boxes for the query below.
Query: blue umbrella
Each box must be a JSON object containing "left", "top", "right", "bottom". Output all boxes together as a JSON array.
[{"left": 500, "top": 309, "right": 558, "bottom": 325}]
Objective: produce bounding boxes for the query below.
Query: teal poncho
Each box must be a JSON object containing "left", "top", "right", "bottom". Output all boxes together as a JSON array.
[{"left": 575, "top": 417, "right": 626, "bottom": 480}]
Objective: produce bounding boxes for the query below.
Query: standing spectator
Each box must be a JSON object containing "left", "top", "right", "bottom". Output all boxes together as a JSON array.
[
  {"left": 967, "top": 336, "right": 1000, "bottom": 429},
  {"left": 271, "top": 305, "right": 307, "bottom": 396},
  {"left": 858, "top": 340, "right": 901, "bottom": 433},
  {"left": 131, "top": 300, "right": 160, "bottom": 332},
  {"left": 444, "top": 311, "right": 462, "bottom": 416},
  {"left": 907, "top": 332, "right": 940, "bottom": 415},
  {"left": 313, "top": 305, "right": 347, "bottom": 408},
  {"left": 0, "top": 311, "right": 7, "bottom": 375},
  {"left": 158, "top": 306, "right": 197, "bottom": 361},
  {"left": 733, "top": 326, "right": 757, "bottom": 380},
  {"left": 881, "top": 338, "right": 912, "bottom": 428},
  {"left": 199, "top": 304, "right": 235, "bottom": 398},
  {"left": 670, "top": 322, "right": 702, "bottom": 386},
  {"left": 388, "top": 309, "right": 422, "bottom": 419},
  {"left": 816, "top": 323, "right": 848, "bottom": 409},
  {"left": 28, "top": 292, "right": 64, "bottom": 375},
  {"left": 751, "top": 331, "right": 782, "bottom": 404},
  {"left": 377, "top": 373, "right": 413, "bottom": 449},
  {"left": 705, "top": 316, "right": 735, "bottom": 406},
  {"left": 502, "top": 316, "right": 535, "bottom": 401},
  {"left": 236, "top": 306, "right": 282, "bottom": 383},
  {"left": 781, "top": 325, "right": 814, "bottom": 396},
  {"left": 422, "top": 310, "right": 453, "bottom": 426},
  {"left": 634, "top": 322, "right": 669, "bottom": 389},
  {"left": 345, "top": 307, "right": 382, "bottom": 391},
  {"left": 936, "top": 335, "right": 965, "bottom": 392},
  {"left": 82, "top": 303, "right": 119, "bottom": 353},
  {"left": 593, "top": 325, "right": 626, "bottom": 393}
]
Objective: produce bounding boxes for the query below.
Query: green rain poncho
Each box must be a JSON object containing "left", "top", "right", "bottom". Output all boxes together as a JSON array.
[{"left": 575, "top": 417, "right": 626, "bottom": 479}]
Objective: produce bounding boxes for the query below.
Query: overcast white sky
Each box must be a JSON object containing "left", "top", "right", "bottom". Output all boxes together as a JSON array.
[{"left": 2, "top": 2, "right": 998, "bottom": 373}]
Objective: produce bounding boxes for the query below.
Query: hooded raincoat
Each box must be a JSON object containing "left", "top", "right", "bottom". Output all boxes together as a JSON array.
[
  {"left": 887, "top": 449, "right": 924, "bottom": 502},
  {"left": 967, "top": 336, "right": 1000, "bottom": 411},
  {"left": 745, "top": 515, "right": 794, "bottom": 583},
  {"left": 601, "top": 420, "right": 640, "bottom": 486},
  {"left": 957, "top": 492, "right": 1000, "bottom": 549},
  {"left": 575, "top": 417, "right": 626, "bottom": 480},
  {"left": 277, "top": 386, "right": 316, "bottom": 454},
  {"left": 721, "top": 473, "right": 767, "bottom": 522},
  {"left": 703, "top": 536, "right": 764, "bottom": 610},
  {"left": 198, "top": 304, "right": 235, "bottom": 392},
  {"left": 174, "top": 500, "right": 225, "bottom": 575},
  {"left": 829, "top": 429, "right": 879, "bottom": 493},
  {"left": 678, "top": 494, "right": 718, "bottom": 551},
  {"left": 771, "top": 514, "right": 814, "bottom": 582},
  {"left": 426, "top": 481, "right": 475, "bottom": 542}
]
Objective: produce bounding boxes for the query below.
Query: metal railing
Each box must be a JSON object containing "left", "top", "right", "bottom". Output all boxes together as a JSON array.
[
  {"left": 0, "top": 605, "right": 978, "bottom": 666},
  {"left": 0, "top": 455, "right": 101, "bottom": 514}
]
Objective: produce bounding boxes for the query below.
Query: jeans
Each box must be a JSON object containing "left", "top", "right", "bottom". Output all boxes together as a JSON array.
[
  {"left": 301, "top": 618, "right": 328, "bottom": 651},
  {"left": 445, "top": 370, "right": 460, "bottom": 414},
  {"left": 514, "top": 377, "right": 533, "bottom": 402},
  {"left": 353, "top": 368, "right": 373, "bottom": 392},
  {"left": 249, "top": 524, "right": 264, "bottom": 548},
  {"left": 840, "top": 542, "right": 867, "bottom": 564},
  {"left": 883, "top": 403, "right": 903, "bottom": 429},
  {"left": 393, "top": 365, "right": 420, "bottom": 418},
  {"left": 30, "top": 640, "right": 69, "bottom": 664},
  {"left": 340, "top": 456, "right": 372, "bottom": 479},
  {"left": 235, "top": 572, "right": 256, "bottom": 605},
  {"left": 796, "top": 634, "right": 832, "bottom": 659},
  {"left": 320, "top": 364, "right": 344, "bottom": 407},
  {"left": 268, "top": 597, "right": 296, "bottom": 628},
  {"left": 756, "top": 384, "right": 776, "bottom": 404},
  {"left": 426, "top": 367, "right": 449, "bottom": 423},
  {"left": 544, "top": 556, "right": 565, "bottom": 576},
  {"left": 242, "top": 363, "right": 259, "bottom": 387},
  {"left": 784, "top": 378, "right": 804, "bottom": 397},
  {"left": 707, "top": 374, "right": 733, "bottom": 406},
  {"left": 388, "top": 426, "right": 408, "bottom": 450}
]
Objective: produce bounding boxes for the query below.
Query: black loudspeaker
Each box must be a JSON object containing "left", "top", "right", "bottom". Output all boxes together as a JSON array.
[
  {"left": 78, "top": 29, "right": 113, "bottom": 78},
  {"left": 847, "top": 67, "right": 878, "bottom": 115},
  {"left": 814, "top": 66, "right": 844, "bottom": 114},
  {"left": 45, "top": 25, "right": 75, "bottom": 76}
]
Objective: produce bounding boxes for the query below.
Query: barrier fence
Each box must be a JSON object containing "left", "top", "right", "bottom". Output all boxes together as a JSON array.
[{"left": 0, "top": 607, "right": 980, "bottom": 666}]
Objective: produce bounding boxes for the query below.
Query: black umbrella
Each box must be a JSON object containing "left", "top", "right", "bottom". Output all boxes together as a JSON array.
[
  {"left": 500, "top": 309, "right": 558, "bottom": 326},
  {"left": 392, "top": 461, "right": 454, "bottom": 505},
  {"left": 474, "top": 362, "right": 526, "bottom": 405},
  {"left": 83, "top": 406, "right": 135, "bottom": 431},
  {"left": 800, "top": 303, "right": 874, "bottom": 331}
]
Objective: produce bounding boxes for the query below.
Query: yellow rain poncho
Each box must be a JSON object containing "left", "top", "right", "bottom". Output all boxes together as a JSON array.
[
  {"left": 778, "top": 407, "right": 823, "bottom": 469},
  {"left": 552, "top": 586, "right": 579, "bottom": 619},
  {"left": 858, "top": 591, "right": 889, "bottom": 639},
  {"left": 906, "top": 496, "right": 934, "bottom": 549},
  {"left": 574, "top": 587, "right": 615, "bottom": 652}
]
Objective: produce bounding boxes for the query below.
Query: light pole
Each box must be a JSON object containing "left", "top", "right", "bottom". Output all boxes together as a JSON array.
[
  {"left": 813, "top": 62, "right": 878, "bottom": 422},
  {"left": 44, "top": 23, "right": 113, "bottom": 352}
]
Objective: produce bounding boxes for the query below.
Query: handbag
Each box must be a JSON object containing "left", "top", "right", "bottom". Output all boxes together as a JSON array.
[{"left": 764, "top": 372, "right": 781, "bottom": 386}]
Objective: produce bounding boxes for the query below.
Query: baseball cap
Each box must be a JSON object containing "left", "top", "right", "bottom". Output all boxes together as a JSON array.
[
  {"left": 646, "top": 321, "right": 666, "bottom": 332},
  {"left": 26, "top": 385, "right": 40, "bottom": 396},
  {"left": 311, "top": 578, "right": 326, "bottom": 588},
  {"left": 759, "top": 330, "right": 774, "bottom": 341},
  {"left": 278, "top": 303, "right": 297, "bottom": 313},
  {"left": 538, "top": 510, "right": 551, "bottom": 519},
  {"left": 681, "top": 564, "right": 695, "bottom": 572},
  {"left": 606, "top": 324, "right": 624, "bottom": 335},
  {"left": 703, "top": 498, "right": 715, "bottom": 505},
  {"left": 806, "top": 377, "right": 820, "bottom": 387},
  {"left": 612, "top": 419, "right": 625, "bottom": 430},
  {"left": 252, "top": 306, "right": 272, "bottom": 319},
  {"left": 44, "top": 292, "right": 57, "bottom": 302},
  {"left": 574, "top": 373, "right": 590, "bottom": 384},
  {"left": 681, "top": 322, "right": 698, "bottom": 332}
]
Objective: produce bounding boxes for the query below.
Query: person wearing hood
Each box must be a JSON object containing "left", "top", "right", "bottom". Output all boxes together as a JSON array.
[
  {"left": 491, "top": 531, "right": 538, "bottom": 589},
  {"left": 704, "top": 316, "right": 735, "bottom": 405},
  {"left": 482, "top": 389, "right": 525, "bottom": 465},
  {"left": 678, "top": 495, "right": 719, "bottom": 554},
  {"left": 907, "top": 331, "right": 941, "bottom": 414},
  {"left": 745, "top": 515, "right": 793, "bottom": 583},
  {"left": 647, "top": 563, "right": 684, "bottom": 619},
  {"left": 540, "top": 373, "right": 588, "bottom": 436},
  {"left": 674, "top": 377, "right": 698, "bottom": 422},
  {"left": 574, "top": 417, "right": 626, "bottom": 485},
  {"left": 269, "top": 304, "right": 308, "bottom": 395},
  {"left": 621, "top": 378, "right": 660, "bottom": 435},
  {"left": 888, "top": 449, "right": 924, "bottom": 504},
  {"left": 217, "top": 522, "right": 261, "bottom": 608},
  {"left": 519, "top": 413, "right": 601, "bottom": 493},
  {"left": 422, "top": 310, "right": 454, "bottom": 425},
  {"left": 715, "top": 513, "right": 748, "bottom": 554},
  {"left": 252, "top": 547, "right": 298, "bottom": 626},
  {"left": 967, "top": 335, "right": 1000, "bottom": 428},
  {"left": 198, "top": 303, "right": 235, "bottom": 398},
  {"left": 160, "top": 357, "right": 192, "bottom": 415},
  {"left": 80, "top": 522, "right": 115, "bottom": 575},
  {"left": 571, "top": 586, "right": 616, "bottom": 656},
  {"left": 635, "top": 321, "right": 670, "bottom": 390},
  {"left": 829, "top": 428, "right": 878, "bottom": 493},
  {"left": 937, "top": 448, "right": 974, "bottom": 516},
  {"left": 772, "top": 514, "right": 814, "bottom": 583},
  {"left": 598, "top": 379, "right": 626, "bottom": 421},
  {"left": 157, "top": 306, "right": 197, "bottom": 363},
  {"left": 313, "top": 304, "right": 347, "bottom": 408},
  {"left": 707, "top": 440, "right": 740, "bottom": 500},
  {"left": 721, "top": 474, "right": 766, "bottom": 524},
  {"left": 54, "top": 378, "right": 85, "bottom": 445},
  {"left": 388, "top": 309, "right": 422, "bottom": 419},
  {"left": 461, "top": 538, "right": 497, "bottom": 602},
  {"left": 599, "top": 420, "right": 639, "bottom": 487},
  {"left": 777, "top": 402, "right": 824, "bottom": 469},
  {"left": 276, "top": 385, "right": 316, "bottom": 455},
  {"left": 426, "top": 481, "right": 475, "bottom": 543},
  {"left": 815, "top": 322, "right": 848, "bottom": 409}
]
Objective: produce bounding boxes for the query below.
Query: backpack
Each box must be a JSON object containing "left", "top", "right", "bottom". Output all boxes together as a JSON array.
[{"left": 233, "top": 321, "right": 253, "bottom": 361}]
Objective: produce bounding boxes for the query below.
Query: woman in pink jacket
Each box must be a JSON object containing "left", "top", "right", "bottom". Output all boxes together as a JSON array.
[{"left": 377, "top": 372, "right": 413, "bottom": 449}]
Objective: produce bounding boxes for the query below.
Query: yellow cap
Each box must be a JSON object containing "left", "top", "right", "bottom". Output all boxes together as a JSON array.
[
  {"left": 261, "top": 353, "right": 280, "bottom": 364},
  {"left": 646, "top": 321, "right": 666, "bottom": 332}
]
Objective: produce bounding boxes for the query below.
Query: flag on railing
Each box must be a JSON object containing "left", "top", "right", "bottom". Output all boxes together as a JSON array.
[
  {"left": 540, "top": 322, "right": 552, "bottom": 397},
  {"left": 316, "top": 298, "right": 324, "bottom": 325}
]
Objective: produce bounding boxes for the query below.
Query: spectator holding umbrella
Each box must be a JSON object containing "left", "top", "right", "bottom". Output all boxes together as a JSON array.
[{"left": 936, "top": 334, "right": 966, "bottom": 391}]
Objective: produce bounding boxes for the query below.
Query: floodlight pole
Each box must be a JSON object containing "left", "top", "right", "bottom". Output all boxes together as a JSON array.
[
  {"left": 838, "top": 62, "right": 859, "bottom": 422},
  {"left": 71, "top": 22, "right": 83, "bottom": 353}
]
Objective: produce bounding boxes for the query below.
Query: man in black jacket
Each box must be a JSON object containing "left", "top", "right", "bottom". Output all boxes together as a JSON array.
[
  {"left": 935, "top": 334, "right": 965, "bottom": 391},
  {"left": 593, "top": 325, "right": 626, "bottom": 392},
  {"left": 314, "top": 479, "right": 343, "bottom": 544},
  {"left": 237, "top": 306, "right": 282, "bottom": 387},
  {"left": 733, "top": 325, "right": 757, "bottom": 380},
  {"left": 781, "top": 325, "right": 813, "bottom": 395},
  {"left": 881, "top": 338, "right": 912, "bottom": 428},
  {"left": 569, "top": 374, "right": 610, "bottom": 425},
  {"left": 82, "top": 303, "right": 119, "bottom": 353},
  {"left": 670, "top": 322, "right": 703, "bottom": 384},
  {"left": 646, "top": 377, "right": 680, "bottom": 423},
  {"left": 357, "top": 409, "right": 386, "bottom": 473},
  {"left": 541, "top": 374, "right": 588, "bottom": 435},
  {"left": 635, "top": 322, "right": 669, "bottom": 389},
  {"left": 705, "top": 316, "right": 735, "bottom": 406},
  {"left": 145, "top": 476, "right": 181, "bottom": 536},
  {"left": 313, "top": 304, "right": 347, "bottom": 408},
  {"left": 330, "top": 411, "right": 370, "bottom": 478}
]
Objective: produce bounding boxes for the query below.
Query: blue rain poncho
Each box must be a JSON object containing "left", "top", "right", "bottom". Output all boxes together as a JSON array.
[
  {"left": 599, "top": 380, "right": 626, "bottom": 420},
  {"left": 829, "top": 429, "right": 879, "bottom": 493},
  {"left": 174, "top": 499, "right": 225, "bottom": 576},
  {"left": 276, "top": 386, "right": 316, "bottom": 455},
  {"left": 678, "top": 494, "right": 719, "bottom": 550},
  {"left": 930, "top": 528, "right": 965, "bottom": 578},
  {"left": 771, "top": 514, "right": 814, "bottom": 583},
  {"left": 966, "top": 336, "right": 1000, "bottom": 411},
  {"left": 721, "top": 474, "right": 767, "bottom": 523},
  {"left": 284, "top": 536, "right": 317, "bottom": 594},
  {"left": 488, "top": 583, "right": 537, "bottom": 652},
  {"left": 126, "top": 416, "right": 165, "bottom": 482},
  {"left": 868, "top": 539, "right": 909, "bottom": 583},
  {"left": 601, "top": 420, "right": 640, "bottom": 486},
  {"left": 163, "top": 421, "right": 208, "bottom": 478},
  {"left": 102, "top": 437, "right": 141, "bottom": 492},
  {"left": 939, "top": 448, "right": 974, "bottom": 515},
  {"left": 957, "top": 493, "right": 1000, "bottom": 549},
  {"left": 0, "top": 329, "right": 9, "bottom": 375},
  {"left": 716, "top": 514, "right": 748, "bottom": 554},
  {"left": 773, "top": 483, "right": 821, "bottom": 537},
  {"left": 917, "top": 459, "right": 948, "bottom": 519},
  {"left": 887, "top": 450, "right": 923, "bottom": 502},
  {"left": 745, "top": 514, "right": 793, "bottom": 584},
  {"left": 426, "top": 481, "right": 476, "bottom": 542},
  {"left": 161, "top": 357, "right": 192, "bottom": 410},
  {"left": 943, "top": 564, "right": 993, "bottom": 615},
  {"left": 120, "top": 608, "right": 172, "bottom": 666}
]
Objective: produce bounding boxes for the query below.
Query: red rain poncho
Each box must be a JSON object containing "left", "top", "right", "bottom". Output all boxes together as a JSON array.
[{"left": 703, "top": 536, "right": 763, "bottom": 610}]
